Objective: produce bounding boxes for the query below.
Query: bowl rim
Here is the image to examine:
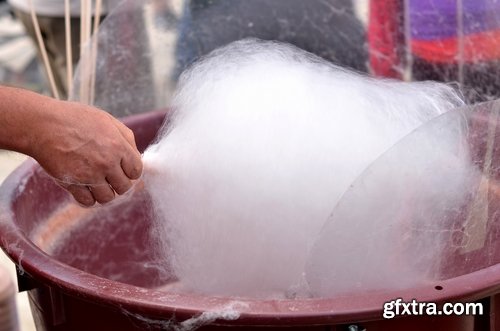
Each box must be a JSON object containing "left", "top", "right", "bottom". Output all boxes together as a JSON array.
[{"left": 1, "top": 111, "right": 500, "bottom": 326}]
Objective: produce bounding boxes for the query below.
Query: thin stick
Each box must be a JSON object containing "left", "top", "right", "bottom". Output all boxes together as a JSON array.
[
  {"left": 80, "top": 0, "right": 86, "bottom": 60},
  {"left": 79, "top": 0, "right": 86, "bottom": 102},
  {"left": 89, "top": 0, "right": 102, "bottom": 105},
  {"left": 456, "top": 0, "right": 465, "bottom": 86},
  {"left": 85, "top": 0, "right": 93, "bottom": 102},
  {"left": 79, "top": 0, "right": 92, "bottom": 103},
  {"left": 64, "top": 0, "right": 73, "bottom": 96},
  {"left": 403, "top": 0, "right": 413, "bottom": 81},
  {"left": 27, "top": 0, "right": 60, "bottom": 99},
  {"left": 86, "top": 0, "right": 92, "bottom": 45}
]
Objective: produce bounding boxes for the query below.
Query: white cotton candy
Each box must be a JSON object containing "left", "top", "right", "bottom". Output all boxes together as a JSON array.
[{"left": 142, "top": 38, "right": 465, "bottom": 298}]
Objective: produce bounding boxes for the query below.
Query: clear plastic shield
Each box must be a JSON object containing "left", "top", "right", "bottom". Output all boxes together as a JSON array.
[
  {"left": 306, "top": 100, "right": 500, "bottom": 297},
  {"left": 72, "top": 0, "right": 368, "bottom": 116}
]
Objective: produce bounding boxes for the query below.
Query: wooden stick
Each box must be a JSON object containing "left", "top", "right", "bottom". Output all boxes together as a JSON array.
[
  {"left": 85, "top": 0, "right": 93, "bottom": 102},
  {"left": 86, "top": 0, "right": 93, "bottom": 45},
  {"left": 456, "top": 0, "right": 465, "bottom": 86},
  {"left": 402, "top": 0, "right": 413, "bottom": 81},
  {"left": 80, "top": 0, "right": 85, "bottom": 60},
  {"left": 89, "top": 0, "right": 102, "bottom": 105},
  {"left": 79, "top": 0, "right": 92, "bottom": 103},
  {"left": 64, "top": 0, "right": 73, "bottom": 96},
  {"left": 27, "top": 0, "right": 60, "bottom": 99},
  {"left": 79, "top": 0, "right": 86, "bottom": 102}
]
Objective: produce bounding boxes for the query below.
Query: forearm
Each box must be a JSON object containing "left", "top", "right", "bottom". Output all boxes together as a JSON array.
[
  {"left": 0, "top": 86, "right": 56, "bottom": 156},
  {"left": 0, "top": 85, "right": 143, "bottom": 205}
]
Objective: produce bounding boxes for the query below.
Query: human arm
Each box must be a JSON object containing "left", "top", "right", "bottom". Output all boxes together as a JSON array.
[{"left": 0, "top": 86, "right": 143, "bottom": 206}]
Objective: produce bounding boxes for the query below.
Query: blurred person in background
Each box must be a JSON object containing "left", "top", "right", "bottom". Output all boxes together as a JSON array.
[
  {"left": 369, "top": 0, "right": 500, "bottom": 103},
  {"left": 174, "top": 0, "right": 368, "bottom": 78}
]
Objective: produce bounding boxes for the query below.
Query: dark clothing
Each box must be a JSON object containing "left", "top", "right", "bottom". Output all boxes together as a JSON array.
[{"left": 175, "top": 0, "right": 368, "bottom": 78}]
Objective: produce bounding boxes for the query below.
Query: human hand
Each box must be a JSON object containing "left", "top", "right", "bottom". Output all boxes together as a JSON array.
[{"left": 27, "top": 100, "right": 143, "bottom": 206}]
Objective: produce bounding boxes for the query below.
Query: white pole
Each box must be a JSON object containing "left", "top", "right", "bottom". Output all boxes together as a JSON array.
[
  {"left": 64, "top": 0, "right": 73, "bottom": 96},
  {"left": 90, "top": 0, "right": 102, "bottom": 105}
]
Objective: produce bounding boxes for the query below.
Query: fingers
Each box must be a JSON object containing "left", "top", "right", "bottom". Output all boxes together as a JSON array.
[
  {"left": 65, "top": 184, "right": 96, "bottom": 207},
  {"left": 65, "top": 179, "right": 129, "bottom": 206},
  {"left": 61, "top": 149, "right": 141, "bottom": 206},
  {"left": 106, "top": 170, "right": 133, "bottom": 195},
  {"left": 77, "top": 157, "right": 139, "bottom": 205},
  {"left": 65, "top": 183, "right": 115, "bottom": 206},
  {"left": 89, "top": 184, "right": 115, "bottom": 204},
  {"left": 113, "top": 121, "right": 143, "bottom": 180},
  {"left": 121, "top": 149, "right": 143, "bottom": 180}
]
